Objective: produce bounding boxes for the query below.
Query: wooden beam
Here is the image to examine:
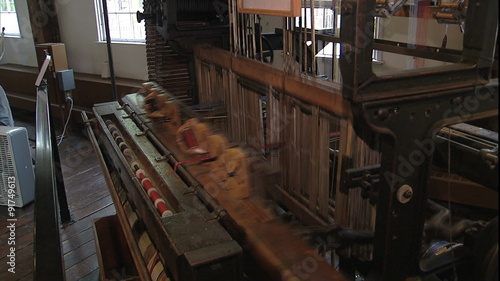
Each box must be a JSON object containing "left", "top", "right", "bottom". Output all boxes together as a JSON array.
[
  {"left": 427, "top": 171, "right": 498, "bottom": 210},
  {"left": 195, "top": 45, "right": 351, "bottom": 118},
  {"left": 26, "top": 0, "right": 61, "bottom": 45}
]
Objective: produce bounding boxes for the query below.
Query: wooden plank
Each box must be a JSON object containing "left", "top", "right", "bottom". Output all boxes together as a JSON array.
[
  {"left": 232, "top": 56, "right": 285, "bottom": 91},
  {"left": 63, "top": 240, "right": 97, "bottom": 269},
  {"left": 0, "top": 243, "right": 33, "bottom": 281},
  {"left": 77, "top": 268, "right": 100, "bottom": 281},
  {"left": 66, "top": 179, "right": 109, "bottom": 211},
  {"left": 333, "top": 119, "right": 354, "bottom": 226},
  {"left": 0, "top": 223, "right": 34, "bottom": 258},
  {"left": 284, "top": 75, "right": 351, "bottom": 118},
  {"left": 427, "top": 172, "right": 498, "bottom": 210},
  {"left": 195, "top": 46, "right": 232, "bottom": 69},
  {"left": 62, "top": 227, "right": 95, "bottom": 255},
  {"left": 70, "top": 196, "right": 114, "bottom": 221},
  {"left": 0, "top": 205, "right": 34, "bottom": 236},
  {"left": 18, "top": 273, "right": 33, "bottom": 281},
  {"left": 195, "top": 46, "right": 352, "bottom": 118},
  {"left": 238, "top": 0, "right": 301, "bottom": 17},
  {"left": 60, "top": 204, "right": 116, "bottom": 241},
  {"left": 64, "top": 254, "right": 99, "bottom": 281}
]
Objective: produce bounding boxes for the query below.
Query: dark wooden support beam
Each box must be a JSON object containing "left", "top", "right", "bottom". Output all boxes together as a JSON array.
[{"left": 26, "top": 0, "right": 61, "bottom": 45}]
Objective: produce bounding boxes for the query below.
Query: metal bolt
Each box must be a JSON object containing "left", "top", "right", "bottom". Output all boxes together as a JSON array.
[
  {"left": 377, "top": 108, "right": 390, "bottom": 120},
  {"left": 403, "top": 190, "right": 413, "bottom": 199},
  {"left": 452, "top": 96, "right": 462, "bottom": 105},
  {"left": 397, "top": 184, "right": 413, "bottom": 204}
]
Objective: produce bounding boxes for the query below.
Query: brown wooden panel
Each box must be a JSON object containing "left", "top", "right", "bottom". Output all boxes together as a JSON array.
[
  {"left": 284, "top": 75, "right": 351, "bottom": 118},
  {"left": 194, "top": 46, "right": 351, "bottom": 118},
  {"left": 195, "top": 46, "right": 232, "bottom": 69},
  {"left": 428, "top": 172, "right": 498, "bottom": 210},
  {"left": 238, "top": 0, "right": 301, "bottom": 17},
  {"left": 232, "top": 55, "right": 285, "bottom": 91},
  {"left": 0, "top": 64, "right": 143, "bottom": 120}
]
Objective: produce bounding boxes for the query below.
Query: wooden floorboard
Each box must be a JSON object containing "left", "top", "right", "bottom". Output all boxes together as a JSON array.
[
  {"left": 0, "top": 243, "right": 33, "bottom": 281},
  {"left": 65, "top": 254, "right": 100, "bottom": 281},
  {"left": 60, "top": 204, "right": 116, "bottom": 242},
  {"left": 78, "top": 269, "right": 100, "bottom": 281},
  {"left": 64, "top": 240, "right": 97, "bottom": 269},
  {"left": 62, "top": 227, "right": 95, "bottom": 255},
  {"left": 0, "top": 108, "right": 115, "bottom": 281}
]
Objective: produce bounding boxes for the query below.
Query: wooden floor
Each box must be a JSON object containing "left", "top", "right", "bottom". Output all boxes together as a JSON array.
[{"left": 0, "top": 109, "right": 115, "bottom": 281}]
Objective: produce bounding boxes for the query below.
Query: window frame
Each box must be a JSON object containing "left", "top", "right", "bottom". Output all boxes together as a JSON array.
[
  {"left": 94, "top": 0, "right": 146, "bottom": 44},
  {"left": 0, "top": 0, "right": 21, "bottom": 37}
]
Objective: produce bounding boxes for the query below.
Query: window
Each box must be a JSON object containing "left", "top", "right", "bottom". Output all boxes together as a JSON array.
[
  {"left": 95, "top": 0, "right": 145, "bottom": 43},
  {"left": 0, "top": 0, "right": 21, "bottom": 37}
]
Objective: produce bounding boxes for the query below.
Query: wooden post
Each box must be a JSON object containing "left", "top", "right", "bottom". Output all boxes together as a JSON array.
[
  {"left": 27, "top": 0, "right": 64, "bottom": 122},
  {"left": 26, "top": 0, "right": 61, "bottom": 45}
]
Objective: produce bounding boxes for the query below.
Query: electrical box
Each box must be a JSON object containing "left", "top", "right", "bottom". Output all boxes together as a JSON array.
[{"left": 57, "top": 69, "right": 76, "bottom": 92}]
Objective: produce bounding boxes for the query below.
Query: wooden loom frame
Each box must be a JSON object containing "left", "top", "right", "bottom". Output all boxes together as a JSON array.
[{"left": 237, "top": 0, "right": 301, "bottom": 17}]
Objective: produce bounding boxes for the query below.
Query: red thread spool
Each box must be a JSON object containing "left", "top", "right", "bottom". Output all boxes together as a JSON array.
[
  {"left": 182, "top": 128, "right": 198, "bottom": 148},
  {"left": 157, "top": 202, "right": 172, "bottom": 217},
  {"left": 141, "top": 178, "right": 154, "bottom": 190},
  {"left": 147, "top": 188, "right": 158, "bottom": 196},
  {"left": 136, "top": 169, "right": 146, "bottom": 180},
  {"left": 154, "top": 198, "right": 165, "bottom": 208},
  {"left": 149, "top": 190, "right": 161, "bottom": 202},
  {"left": 161, "top": 209, "right": 173, "bottom": 217}
]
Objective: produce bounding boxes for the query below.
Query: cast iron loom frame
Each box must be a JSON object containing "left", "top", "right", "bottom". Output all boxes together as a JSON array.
[{"left": 338, "top": 0, "right": 498, "bottom": 280}]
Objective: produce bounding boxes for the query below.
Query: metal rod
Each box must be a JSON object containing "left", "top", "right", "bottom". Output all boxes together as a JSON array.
[
  {"left": 311, "top": 0, "right": 316, "bottom": 75},
  {"left": 101, "top": 0, "right": 118, "bottom": 101},
  {"left": 301, "top": 30, "right": 463, "bottom": 63}
]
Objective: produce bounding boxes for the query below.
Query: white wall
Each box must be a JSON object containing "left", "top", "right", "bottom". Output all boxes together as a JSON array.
[
  {"left": 55, "top": 0, "right": 148, "bottom": 80},
  {"left": 1, "top": 0, "right": 148, "bottom": 80}
]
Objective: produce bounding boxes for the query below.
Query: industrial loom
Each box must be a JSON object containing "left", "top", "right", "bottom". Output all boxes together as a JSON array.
[{"left": 86, "top": 0, "right": 498, "bottom": 280}]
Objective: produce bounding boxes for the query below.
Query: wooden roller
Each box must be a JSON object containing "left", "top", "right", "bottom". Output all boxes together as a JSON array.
[
  {"left": 439, "top": 2, "right": 462, "bottom": 9},
  {"left": 434, "top": 12, "right": 456, "bottom": 20}
]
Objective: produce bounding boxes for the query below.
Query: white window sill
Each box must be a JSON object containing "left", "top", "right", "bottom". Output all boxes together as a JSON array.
[
  {"left": 95, "top": 40, "right": 145, "bottom": 45},
  {"left": 2, "top": 35, "right": 22, "bottom": 39}
]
